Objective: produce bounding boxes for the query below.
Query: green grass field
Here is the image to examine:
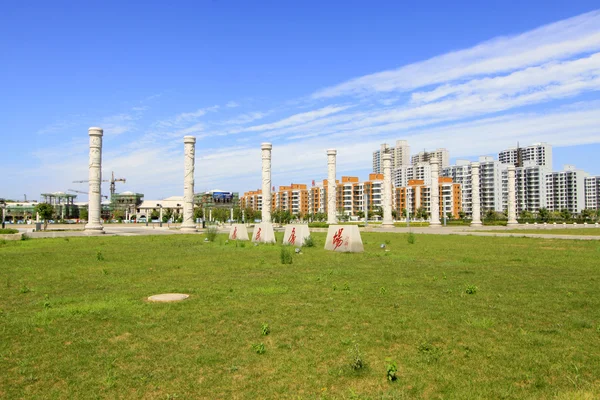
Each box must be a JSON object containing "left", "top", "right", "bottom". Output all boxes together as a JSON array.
[
  {"left": 1, "top": 233, "right": 599, "bottom": 399},
  {"left": 483, "top": 228, "right": 600, "bottom": 236}
]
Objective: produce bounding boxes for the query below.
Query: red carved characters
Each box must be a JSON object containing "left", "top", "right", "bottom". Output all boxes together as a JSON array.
[{"left": 332, "top": 228, "right": 344, "bottom": 250}]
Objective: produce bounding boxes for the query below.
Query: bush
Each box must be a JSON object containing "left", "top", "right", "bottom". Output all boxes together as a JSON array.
[
  {"left": 205, "top": 227, "right": 218, "bottom": 242},
  {"left": 0, "top": 228, "right": 18, "bottom": 234},
  {"left": 280, "top": 247, "right": 293, "bottom": 265},
  {"left": 308, "top": 222, "right": 329, "bottom": 228},
  {"left": 386, "top": 359, "right": 398, "bottom": 382},
  {"left": 304, "top": 235, "right": 315, "bottom": 247},
  {"left": 407, "top": 232, "right": 416, "bottom": 244}
]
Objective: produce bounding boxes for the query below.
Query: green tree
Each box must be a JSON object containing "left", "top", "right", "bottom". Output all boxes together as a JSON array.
[
  {"left": 537, "top": 208, "right": 550, "bottom": 222},
  {"left": 79, "top": 207, "right": 88, "bottom": 222},
  {"left": 150, "top": 210, "right": 160, "bottom": 221},
  {"left": 519, "top": 210, "right": 533, "bottom": 220},
  {"left": 458, "top": 210, "right": 466, "bottom": 220},
  {"left": 560, "top": 209, "right": 571, "bottom": 221},
  {"left": 34, "top": 203, "right": 54, "bottom": 231}
]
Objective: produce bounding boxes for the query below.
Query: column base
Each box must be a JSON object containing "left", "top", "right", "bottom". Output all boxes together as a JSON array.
[
  {"left": 84, "top": 224, "right": 104, "bottom": 235},
  {"left": 470, "top": 222, "right": 483, "bottom": 227},
  {"left": 429, "top": 221, "right": 442, "bottom": 227},
  {"left": 381, "top": 222, "right": 394, "bottom": 228},
  {"left": 180, "top": 224, "right": 197, "bottom": 233},
  {"left": 507, "top": 221, "right": 519, "bottom": 226}
]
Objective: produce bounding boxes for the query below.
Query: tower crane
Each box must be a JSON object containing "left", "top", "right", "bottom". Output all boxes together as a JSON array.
[
  {"left": 72, "top": 172, "right": 126, "bottom": 198},
  {"left": 68, "top": 189, "right": 108, "bottom": 199}
]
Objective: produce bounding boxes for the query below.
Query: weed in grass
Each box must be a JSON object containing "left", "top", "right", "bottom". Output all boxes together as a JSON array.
[
  {"left": 20, "top": 284, "right": 31, "bottom": 294},
  {"left": 407, "top": 232, "right": 416, "bottom": 244},
  {"left": 206, "top": 227, "right": 218, "bottom": 242},
  {"left": 280, "top": 247, "right": 293, "bottom": 264},
  {"left": 239, "top": 241, "right": 246, "bottom": 248},
  {"left": 96, "top": 251, "right": 104, "bottom": 261},
  {"left": 64, "top": 238, "right": 69, "bottom": 242},
  {"left": 380, "top": 287, "right": 387, "bottom": 295},
  {"left": 348, "top": 342, "right": 365, "bottom": 371},
  {"left": 252, "top": 343, "right": 266, "bottom": 354},
  {"left": 343, "top": 282, "right": 350, "bottom": 291},
  {"left": 304, "top": 235, "right": 315, "bottom": 247},
  {"left": 332, "top": 283, "right": 337, "bottom": 291},
  {"left": 229, "top": 365, "right": 239, "bottom": 372},
  {"left": 43, "top": 294, "right": 51, "bottom": 309},
  {"left": 465, "top": 285, "right": 478, "bottom": 295},
  {"left": 385, "top": 239, "right": 391, "bottom": 245},
  {"left": 0, "top": 239, "right": 6, "bottom": 246},
  {"left": 418, "top": 341, "right": 441, "bottom": 363},
  {"left": 385, "top": 358, "right": 398, "bottom": 382},
  {"left": 21, "top": 233, "right": 30, "bottom": 241},
  {"left": 102, "top": 268, "right": 109, "bottom": 275},
  {"left": 261, "top": 323, "right": 270, "bottom": 336}
]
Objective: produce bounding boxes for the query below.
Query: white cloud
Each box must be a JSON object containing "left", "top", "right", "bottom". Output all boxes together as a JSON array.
[{"left": 226, "top": 101, "right": 240, "bottom": 108}]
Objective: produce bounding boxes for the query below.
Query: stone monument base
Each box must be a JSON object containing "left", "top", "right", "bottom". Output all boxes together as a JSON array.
[
  {"left": 324, "top": 225, "right": 363, "bottom": 252},
  {"left": 283, "top": 224, "right": 311, "bottom": 246},
  {"left": 251, "top": 223, "right": 276, "bottom": 243},
  {"left": 229, "top": 224, "right": 249, "bottom": 241}
]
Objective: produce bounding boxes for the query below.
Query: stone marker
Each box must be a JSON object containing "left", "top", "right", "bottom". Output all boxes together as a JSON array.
[
  {"left": 181, "top": 136, "right": 197, "bottom": 232},
  {"left": 283, "top": 224, "right": 311, "bottom": 246},
  {"left": 251, "top": 222, "right": 276, "bottom": 243},
  {"left": 85, "top": 127, "right": 105, "bottom": 234},
  {"left": 229, "top": 224, "right": 249, "bottom": 241},
  {"left": 147, "top": 293, "right": 189, "bottom": 302},
  {"left": 324, "top": 225, "right": 364, "bottom": 252}
]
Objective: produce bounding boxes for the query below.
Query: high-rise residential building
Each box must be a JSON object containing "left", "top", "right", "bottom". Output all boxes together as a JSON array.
[
  {"left": 411, "top": 148, "right": 450, "bottom": 168},
  {"left": 515, "top": 161, "right": 548, "bottom": 214},
  {"left": 585, "top": 176, "right": 600, "bottom": 210},
  {"left": 443, "top": 160, "right": 472, "bottom": 217},
  {"left": 373, "top": 140, "right": 411, "bottom": 173},
  {"left": 546, "top": 165, "right": 588, "bottom": 214},
  {"left": 393, "top": 177, "right": 461, "bottom": 219},
  {"left": 273, "top": 184, "right": 309, "bottom": 215},
  {"left": 479, "top": 156, "right": 507, "bottom": 213},
  {"left": 498, "top": 142, "right": 552, "bottom": 171},
  {"left": 393, "top": 162, "right": 431, "bottom": 188}
]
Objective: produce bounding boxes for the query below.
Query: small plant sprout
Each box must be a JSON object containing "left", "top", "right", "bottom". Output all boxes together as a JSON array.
[
  {"left": 386, "top": 358, "right": 398, "bottom": 382},
  {"left": 96, "top": 251, "right": 104, "bottom": 261},
  {"left": 380, "top": 287, "right": 387, "bottom": 295},
  {"left": 280, "top": 247, "right": 293, "bottom": 265},
  {"left": 349, "top": 342, "right": 364, "bottom": 371},
  {"left": 407, "top": 232, "right": 416, "bottom": 244},
  {"left": 252, "top": 343, "right": 266, "bottom": 354},
  {"left": 465, "top": 285, "right": 478, "bottom": 295},
  {"left": 261, "top": 323, "right": 270, "bottom": 336}
]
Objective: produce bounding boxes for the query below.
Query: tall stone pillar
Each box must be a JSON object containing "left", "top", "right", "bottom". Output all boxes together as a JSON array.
[
  {"left": 507, "top": 165, "right": 518, "bottom": 225},
  {"left": 181, "top": 136, "right": 197, "bottom": 232},
  {"left": 471, "top": 162, "right": 482, "bottom": 227},
  {"left": 327, "top": 149, "right": 337, "bottom": 224},
  {"left": 382, "top": 152, "right": 394, "bottom": 227},
  {"left": 430, "top": 156, "right": 441, "bottom": 226},
  {"left": 261, "top": 143, "right": 272, "bottom": 223},
  {"left": 85, "top": 127, "right": 104, "bottom": 234}
]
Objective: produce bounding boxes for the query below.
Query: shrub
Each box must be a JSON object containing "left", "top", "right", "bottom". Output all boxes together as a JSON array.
[
  {"left": 280, "top": 247, "right": 293, "bottom": 265},
  {"left": 96, "top": 251, "right": 104, "bottom": 261},
  {"left": 304, "top": 235, "right": 315, "bottom": 247},
  {"left": 349, "top": 343, "right": 365, "bottom": 371},
  {"left": 21, "top": 233, "right": 30, "bottom": 241},
  {"left": 261, "top": 323, "right": 270, "bottom": 336},
  {"left": 205, "top": 227, "right": 218, "bottom": 242},
  {"left": 465, "top": 285, "right": 478, "bottom": 295},
  {"left": 252, "top": 343, "right": 266, "bottom": 354},
  {"left": 407, "top": 232, "right": 416, "bottom": 244},
  {"left": 386, "top": 359, "right": 398, "bottom": 382},
  {"left": 0, "top": 228, "right": 18, "bottom": 234}
]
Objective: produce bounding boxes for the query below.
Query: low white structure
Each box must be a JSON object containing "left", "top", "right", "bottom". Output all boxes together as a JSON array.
[
  {"left": 229, "top": 224, "right": 249, "bottom": 241},
  {"left": 324, "top": 225, "right": 363, "bottom": 252},
  {"left": 283, "top": 224, "right": 311, "bottom": 246},
  {"left": 251, "top": 223, "right": 275, "bottom": 243}
]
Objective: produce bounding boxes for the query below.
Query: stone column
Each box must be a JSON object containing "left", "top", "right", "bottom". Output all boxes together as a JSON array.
[
  {"left": 261, "top": 143, "right": 273, "bottom": 223},
  {"left": 181, "top": 136, "right": 197, "bottom": 232},
  {"left": 209, "top": 209, "right": 212, "bottom": 222},
  {"left": 382, "top": 152, "right": 394, "bottom": 227},
  {"left": 471, "top": 162, "right": 482, "bottom": 226},
  {"left": 85, "top": 127, "right": 104, "bottom": 233},
  {"left": 430, "top": 156, "right": 441, "bottom": 226},
  {"left": 327, "top": 149, "right": 337, "bottom": 224},
  {"left": 230, "top": 208, "right": 234, "bottom": 222},
  {"left": 507, "top": 165, "right": 518, "bottom": 225}
]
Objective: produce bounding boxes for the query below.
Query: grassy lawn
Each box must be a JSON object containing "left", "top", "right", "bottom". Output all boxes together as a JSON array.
[
  {"left": 1, "top": 233, "right": 599, "bottom": 399},
  {"left": 483, "top": 228, "right": 600, "bottom": 236}
]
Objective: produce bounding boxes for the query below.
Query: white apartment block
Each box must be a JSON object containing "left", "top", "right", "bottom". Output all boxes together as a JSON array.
[
  {"left": 411, "top": 148, "right": 450, "bottom": 168},
  {"left": 373, "top": 140, "right": 411, "bottom": 173},
  {"left": 546, "top": 165, "right": 587, "bottom": 214},
  {"left": 479, "top": 156, "right": 507, "bottom": 213},
  {"left": 443, "top": 160, "right": 472, "bottom": 216},
  {"left": 393, "top": 162, "right": 432, "bottom": 188},
  {"left": 515, "top": 161, "right": 548, "bottom": 214},
  {"left": 498, "top": 142, "right": 552, "bottom": 171},
  {"left": 584, "top": 176, "right": 600, "bottom": 210}
]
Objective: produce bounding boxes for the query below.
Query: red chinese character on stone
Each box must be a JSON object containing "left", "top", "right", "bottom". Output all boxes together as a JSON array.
[
  {"left": 232, "top": 227, "right": 237, "bottom": 240},
  {"left": 332, "top": 228, "right": 344, "bottom": 250},
  {"left": 255, "top": 227, "right": 262, "bottom": 241},
  {"left": 288, "top": 227, "right": 296, "bottom": 244}
]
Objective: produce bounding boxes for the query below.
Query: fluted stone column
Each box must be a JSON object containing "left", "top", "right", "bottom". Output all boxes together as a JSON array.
[
  {"left": 507, "top": 165, "right": 518, "bottom": 225},
  {"left": 430, "top": 156, "right": 441, "bottom": 227},
  {"left": 382, "top": 152, "right": 393, "bottom": 227},
  {"left": 471, "top": 162, "right": 482, "bottom": 227},
  {"left": 85, "top": 127, "right": 104, "bottom": 234},
  {"left": 327, "top": 149, "right": 337, "bottom": 224},
  {"left": 261, "top": 143, "right": 273, "bottom": 223},
  {"left": 181, "top": 136, "right": 197, "bottom": 232}
]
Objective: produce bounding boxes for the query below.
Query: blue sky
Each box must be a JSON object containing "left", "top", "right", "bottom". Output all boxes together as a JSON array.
[{"left": 1, "top": 1, "right": 599, "bottom": 201}]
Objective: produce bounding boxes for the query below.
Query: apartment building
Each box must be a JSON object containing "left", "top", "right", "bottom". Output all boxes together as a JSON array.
[
  {"left": 498, "top": 142, "right": 552, "bottom": 171},
  {"left": 479, "top": 156, "right": 507, "bottom": 213},
  {"left": 273, "top": 184, "right": 309, "bottom": 215},
  {"left": 393, "top": 177, "right": 461, "bottom": 219},
  {"left": 546, "top": 165, "right": 588, "bottom": 214},
  {"left": 411, "top": 148, "right": 450, "bottom": 168},
  {"left": 372, "top": 140, "right": 410, "bottom": 173},
  {"left": 393, "top": 162, "right": 432, "bottom": 188},
  {"left": 585, "top": 176, "right": 600, "bottom": 210},
  {"left": 443, "top": 160, "right": 472, "bottom": 217},
  {"left": 515, "top": 161, "right": 548, "bottom": 214}
]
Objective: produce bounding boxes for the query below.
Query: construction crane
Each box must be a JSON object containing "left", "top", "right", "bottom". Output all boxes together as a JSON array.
[
  {"left": 68, "top": 189, "right": 108, "bottom": 199},
  {"left": 72, "top": 172, "right": 126, "bottom": 198}
]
